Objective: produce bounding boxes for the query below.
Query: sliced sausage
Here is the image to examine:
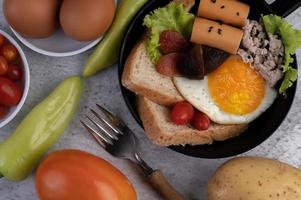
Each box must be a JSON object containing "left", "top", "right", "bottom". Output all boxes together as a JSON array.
[
  {"left": 159, "top": 30, "right": 190, "bottom": 54},
  {"left": 156, "top": 53, "right": 185, "bottom": 77}
]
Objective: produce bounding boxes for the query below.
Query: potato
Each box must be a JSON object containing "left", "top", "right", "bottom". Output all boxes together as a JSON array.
[{"left": 208, "top": 157, "right": 301, "bottom": 200}]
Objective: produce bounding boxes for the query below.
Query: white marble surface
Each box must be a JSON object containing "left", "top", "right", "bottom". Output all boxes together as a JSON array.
[{"left": 0, "top": 2, "right": 301, "bottom": 200}]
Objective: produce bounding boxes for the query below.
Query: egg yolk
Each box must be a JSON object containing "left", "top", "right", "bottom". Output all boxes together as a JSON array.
[{"left": 208, "top": 56, "right": 265, "bottom": 115}]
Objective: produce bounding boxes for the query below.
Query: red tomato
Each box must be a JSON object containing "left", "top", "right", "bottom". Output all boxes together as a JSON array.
[
  {"left": 171, "top": 101, "right": 194, "bottom": 125},
  {"left": 0, "top": 77, "right": 22, "bottom": 106},
  {"left": 1, "top": 44, "right": 18, "bottom": 62},
  {"left": 0, "top": 56, "right": 8, "bottom": 75},
  {"left": 5, "top": 64, "right": 23, "bottom": 81},
  {"left": 192, "top": 111, "right": 210, "bottom": 130},
  {"left": 0, "top": 105, "right": 9, "bottom": 119},
  {"left": 0, "top": 34, "right": 5, "bottom": 48},
  {"left": 36, "top": 150, "right": 137, "bottom": 200}
]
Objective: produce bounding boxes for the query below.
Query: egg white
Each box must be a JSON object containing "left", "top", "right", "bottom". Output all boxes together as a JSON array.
[{"left": 173, "top": 76, "right": 277, "bottom": 124}]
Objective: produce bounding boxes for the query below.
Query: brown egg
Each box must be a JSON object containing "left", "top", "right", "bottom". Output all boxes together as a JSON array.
[
  {"left": 60, "top": 0, "right": 116, "bottom": 41},
  {"left": 3, "top": 0, "right": 61, "bottom": 38}
]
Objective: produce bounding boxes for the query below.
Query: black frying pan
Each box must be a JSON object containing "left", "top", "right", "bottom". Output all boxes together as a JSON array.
[{"left": 118, "top": 0, "right": 299, "bottom": 158}]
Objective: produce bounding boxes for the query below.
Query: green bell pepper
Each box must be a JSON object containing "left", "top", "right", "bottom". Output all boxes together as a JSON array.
[
  {"left": 0, "top": 76, "right": 84, "bottom": 181},
  {"left": 82, "top": 0, "right": 149, "bottom": 78}
]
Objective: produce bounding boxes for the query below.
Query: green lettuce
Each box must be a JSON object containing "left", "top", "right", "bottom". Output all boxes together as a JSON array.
[
  {"left": 143, "top": 2, "right": 194, "bottom": 63},
  {"left": 262, "top": 15, "right": 301, "bottom": 95}
]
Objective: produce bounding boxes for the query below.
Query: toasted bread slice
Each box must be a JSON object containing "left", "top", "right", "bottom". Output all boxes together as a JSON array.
[
  {"left": 122, "top": 0, "right": 194, "bottom": 105},
  {"left": 137, "top": 96, "right": 248, "bottom": 146},
  {"left": 122, "top": 41, "right": 184, "bottom": 106}
]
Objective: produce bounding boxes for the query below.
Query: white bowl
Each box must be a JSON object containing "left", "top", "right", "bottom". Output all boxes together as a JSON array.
[
  {"left": 0, "top": 30, "right": 30, "bottom": 128},
  {"left": 11, "top": 28, "right": 102, "bottom": 57}
]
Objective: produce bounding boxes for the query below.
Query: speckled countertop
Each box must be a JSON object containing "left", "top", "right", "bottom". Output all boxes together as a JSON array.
[{"left": 0, "top": 2, "right": 300, "bottom": 200}]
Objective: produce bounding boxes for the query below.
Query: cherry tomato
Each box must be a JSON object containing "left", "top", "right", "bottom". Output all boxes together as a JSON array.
[
  {"left": 1, "top": 44, "right": 18, "bottom": 62},
  {"left": 0, "top": 56, "right": 8, "bottom": 75},
  {"left": 5, "top": 64, "right": 23, "bottom": 81},
  {"left": 191, "top": 111, "right": 210, "bottom": 130},
  {"left": 0, "top": 77, "right": 22, "bottom": 106},
  {"left": 36, "top": 150, "right": 137, "bottom": 200},
  {"left": 171, "top": 101, "right": 194, "bottom": 125},
  {"left": 0, "top": 34, "right": 5, "bottom": 48},
  {"left": 0, "top": 105, "right": 9, "bottom": 119}
]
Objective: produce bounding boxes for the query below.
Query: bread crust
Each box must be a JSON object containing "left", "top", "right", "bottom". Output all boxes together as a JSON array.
[{"left": 137, "top": 96, "right": 248, "bottom": 146}]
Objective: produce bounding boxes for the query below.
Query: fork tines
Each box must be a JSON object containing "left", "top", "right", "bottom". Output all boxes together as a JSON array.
[{"left": 81, "top": 104, "right": 123, "bottom": 148}]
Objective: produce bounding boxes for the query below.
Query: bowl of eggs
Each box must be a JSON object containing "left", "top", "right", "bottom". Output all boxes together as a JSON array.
[{"left": 3, "top": 0, "right": 116, "bottom": 57}]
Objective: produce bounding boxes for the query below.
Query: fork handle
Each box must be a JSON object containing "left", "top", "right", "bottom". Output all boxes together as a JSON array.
[{"left": 148, "top": 170, "right": 186, "bottom": 200}]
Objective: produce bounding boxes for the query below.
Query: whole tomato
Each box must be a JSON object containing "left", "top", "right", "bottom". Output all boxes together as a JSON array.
[
  {"left": 0, "top": 105, "right": 9, "bottom": 119},
  {"left": 0, "top": 77, "right": 22, "bottom": 106},
  {"left": 0, "top": 55, "right": 8, "bottom": 75},
  {"left": 35, "top": 150, "right": 137, "bottom": 200},
  {"left": 1, "top": 44, "right": 18, "bottom": 62},
  {"left": 5, "top": 64, "right": 22, "bottom": 81},
  {"left": 191, "top": 111, "right": 210, "bottom": 130},
  {"left": 171, "top": 101, "right": 194, "bottom": 125}
]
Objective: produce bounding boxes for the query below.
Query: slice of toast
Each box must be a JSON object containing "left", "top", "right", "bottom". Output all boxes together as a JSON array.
[
  {"left": 122, "top": 41, "right": 184, "bottom": 106},
  {"left": 121, "top": 0, "right": 195, "bottom": 106},
  {"left": 137, "top": 96, "right": 248, "bottom": 146}
]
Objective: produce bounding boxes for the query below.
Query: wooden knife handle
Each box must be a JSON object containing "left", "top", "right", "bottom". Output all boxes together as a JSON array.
[{"left": 148, "top": 170, "right": 186, "bottom": 200}]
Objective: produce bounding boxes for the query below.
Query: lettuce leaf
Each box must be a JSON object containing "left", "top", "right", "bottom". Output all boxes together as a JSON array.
[
  {"left": 143, "top": 2, "right": 194, "bottom": 63},
  {"left": 279, "top": 68, "right": 298, "bottom": 94},
  {"left": 262, "top": 15, "right": 301, "bottom": 95},
  {"left": 261, "top": 15, "right": 282, "bottom": 34}
]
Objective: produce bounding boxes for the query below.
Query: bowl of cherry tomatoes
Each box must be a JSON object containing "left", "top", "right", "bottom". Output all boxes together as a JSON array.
[{"left": 0, "top": 29, "right": 30, "bottom": 128}]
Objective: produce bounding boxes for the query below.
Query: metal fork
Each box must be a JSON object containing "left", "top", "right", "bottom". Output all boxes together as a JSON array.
[{"left": 81, "top": 104, "right": 185, "bottom": 200}]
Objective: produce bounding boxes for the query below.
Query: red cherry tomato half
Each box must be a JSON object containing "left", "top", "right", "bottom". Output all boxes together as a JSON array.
[
  {"left": 0, "top": 56, "right": 8, "bottom": 75},
  {"left": 171, "top": 101, "right": 194, "bottom": 125},
  {"left": 0, "top": 105, "right": 9, "bottom": 119},
  {"left": 192, "top": 111, "right": 210, "bottom": 130},
  {"left": 0, "top": 34, "right": 5, "bottom": 48},
  {"left": 1, "top": 44, "right": 18, "bottom": 62},
  {"left": 0, "top": 77, "right": 22, "bottom": 106},
  {"left": 6, "top": 64, "right": 23, "bottom": 81}
]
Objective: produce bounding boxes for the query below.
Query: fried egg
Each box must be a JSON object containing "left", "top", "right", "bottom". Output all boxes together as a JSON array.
[{"left": 173, "top": 56, "right": 277, "bottom": 124}]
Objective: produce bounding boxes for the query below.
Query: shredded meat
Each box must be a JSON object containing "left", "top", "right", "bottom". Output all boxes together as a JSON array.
[{"left": 238, "top": 20, "right": 284, "bottom": 87}]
